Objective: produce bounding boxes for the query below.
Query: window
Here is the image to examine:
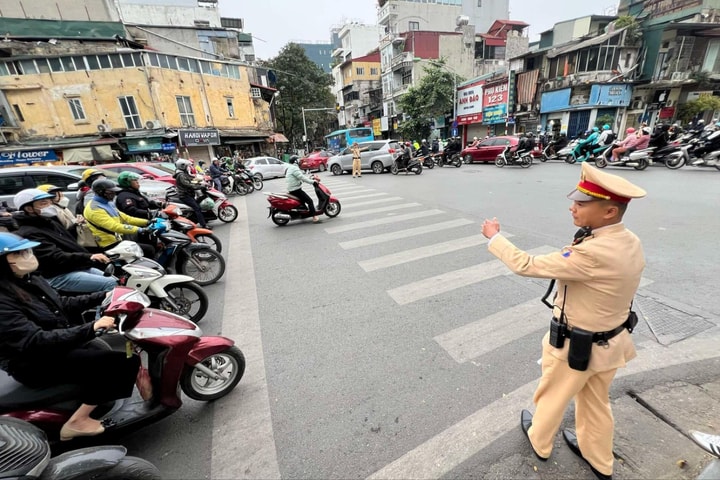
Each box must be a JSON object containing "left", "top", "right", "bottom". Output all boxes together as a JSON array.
[
  {"left": 176, "top": 95, "right": 196, "bottom": 126},
  {"left": 370, "top": 67, "right": 378, "bottom": 75},
  {"left": 29, "top": 174, "right": 77, "bottom": 190},
  {"left": 12, "top": 104, "right": 24, "bottom": 122},
  {"left": 98, "top": 55, "right": 111, "bottom": 69},
  {"left": 158, "top": 55, "right": 170, "bottom": 69},
  {"left": 356, "top": 67, "right": 365, "bottom": 75},
  {"left": 121, "top": 53, "right": 135, "bottom": 67},
  {"left": 86, "top": 55, "right": 100, "bottom": 70},
  {"left": 177, "top": 57, "right": 190, "bottom": 71},
  {"left": 118, "top": 96, "right": 142, "bottom": 129},
  {"left": 110, "top": 55, "right": 122, "bottom": 69},
  {"left": 71, "top": 56, "right": 86, "bottom": 70},
  {"left": 19, "top": 60, "right": 38, "bottom": 75},
  {"left": 0, "top": 175, "right": 25, "bottom": 195},
  {"left": 250, "top": 87, "right": 262, "bottom": 98},
  {"left": 226, "top": 97, "right": 235, "bottom": 118},
  {"left": 68, "top": 98, "right": 86, "bottom": 121},
  {"left": 61, "top": 57, "right": 76, "bottom": 72},
  {"left": 409, "top": 21, "right": 420, "bottom": 31},
  {"left": 148, "top": 53, "right": 160, "bottom": 67}
]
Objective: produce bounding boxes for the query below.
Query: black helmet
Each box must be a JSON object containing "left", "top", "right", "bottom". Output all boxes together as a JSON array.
[
  {"left": 92, "top": 179, "right": 122, "bottom": 196},
  {"left": 288, "top": 155, "right": 299, "bottom": 164}
]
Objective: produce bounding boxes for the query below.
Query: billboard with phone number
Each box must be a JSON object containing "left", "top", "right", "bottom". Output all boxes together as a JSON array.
[{"left": 483, "top": 80, "right": 509, "bottom": 125}]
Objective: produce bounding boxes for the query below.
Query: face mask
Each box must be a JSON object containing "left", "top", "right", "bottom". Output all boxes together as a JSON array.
[
  {"left": 39, "top": 205, "right": 59, "bottom": 218},
  {"left": 8, "top": 251, "right": 39, "bottom": 277},
  {"left": 57, "top": 196, "right": 70, "bottom": 209}
]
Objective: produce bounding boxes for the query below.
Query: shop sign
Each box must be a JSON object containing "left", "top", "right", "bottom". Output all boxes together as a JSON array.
[
  {"left": 162, "top": 143, "right": 177, "bottom": 152},
  {"left": 0, "top": 149, "right": 57, "bottom": 165},
  {"left": 372, "top": 118, "right": 382, "bottom": 136},
  {"left": 126, "top": 139, "right": 163, "bottom": 153},
  {"left": 483, "top": 81, "right": 509, "bottom": 125},
  {"left": 179, "top": 129, "right": 220, "bottom": 146},
  {"left": 456, "top": 84, "right": 483, "bottom": 125}
]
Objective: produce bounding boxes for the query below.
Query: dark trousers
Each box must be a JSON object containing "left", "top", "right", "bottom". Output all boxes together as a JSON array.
[
  {"left": 179, "top": 195, "right": 207, "bottom": 227},
  {"left": 11, "top": 341, "right": 140, "bottom": 406},
  {"left": 290, "top": 188, "right": 316, "bottom": 216}
]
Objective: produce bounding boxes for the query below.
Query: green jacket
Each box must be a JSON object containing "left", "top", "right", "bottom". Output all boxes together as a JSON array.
[{"left": 285, "top": 163, "right": 314, "bottom": 191}]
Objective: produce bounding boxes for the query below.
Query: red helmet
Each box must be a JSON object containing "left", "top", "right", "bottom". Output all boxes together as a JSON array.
[{"left": 626, "top": 127, "right": 636, "bottom": 134}]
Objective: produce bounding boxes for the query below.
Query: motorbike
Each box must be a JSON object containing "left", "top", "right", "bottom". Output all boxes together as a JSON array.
[
  {"left": 569, "top": 141, "right": 612, "bottom": 164},
  {"left": 541, "top": 138, "right": 569, "bottom": 162},
  {"left": 0, "top": 416, "right": 160, "bottom": 479},
  {"left": 105, "top": 241, "right": 209, "bottom": 323},
  {"left": 217, "top": 174, "right": 235, "bottom": 197},
  {"left": 160, "top": 204, "right": 222, "bottom": 252},
  {"left": 0, "top": 287, "right": 245, "bottom": 443},
  {"left": 661, "top": 143, "right": 692, "bottom": 170},
  {"left": 436, "top": 152, "right": 462, "bottom": 168},
  {"left": 595, "top": 142, "right": 654, "bottom": 170},
  {"left": 265, "top": 177, "right": 341, "bottom": 226},
  {"left": 690, "top": 149, "right": 720, "bottom": 170},
  {"left": 416, "top": 154, "right": 435, "bottom": 169},
  {"left": 233, "top": 169, "right": 263, "bottom": 195},
  {"left": 556, "top": 139, "right": 580, "bottom": 163},
  {"left": 167, "top": 185, "right": 239, "bottom": 224},
  {"left": 495, "top": 144, "right": 533, "bottom": 168},
  {"left": 391, "top": 155, "right": 423, "bottom": 174}
]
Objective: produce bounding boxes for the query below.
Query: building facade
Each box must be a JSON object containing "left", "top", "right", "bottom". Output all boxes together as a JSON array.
[
  {"left": 336, "top": 52, "right": 382, "bottom": 129},
  {"left": 298, "top": 42, "right": 335, "bottom": 73},
  {"left": 377, "top": 0, "right": 509, "bottom": 36}
]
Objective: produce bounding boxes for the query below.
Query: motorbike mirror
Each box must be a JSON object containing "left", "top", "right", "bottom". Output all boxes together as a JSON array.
[{"left": 104, "top": 263, "right": 115, "bottom": 277}]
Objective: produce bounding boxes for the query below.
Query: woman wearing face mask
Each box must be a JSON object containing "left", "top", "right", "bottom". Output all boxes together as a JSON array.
[
  {"left": 36, "top": 184, "right": 77, "bottom": 230},
  {"left": 13, "top": 189, "right": 117, "bottom": 294},
  {"left": 0, "top": 232, "right": 140, "bottom": 441}
]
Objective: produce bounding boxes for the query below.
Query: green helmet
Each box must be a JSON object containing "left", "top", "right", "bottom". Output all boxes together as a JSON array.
[{"left": 117, "top": 171, "right": 141, "bottom": 188}]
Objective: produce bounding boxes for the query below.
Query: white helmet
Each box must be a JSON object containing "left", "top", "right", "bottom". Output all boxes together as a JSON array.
[{"left": 175, "top": 159, "right": 192, "bottom": 171}]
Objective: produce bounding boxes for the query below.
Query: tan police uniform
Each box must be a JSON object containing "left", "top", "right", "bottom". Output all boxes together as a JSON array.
[
  {"left": 351, "top": 144, "right": 362, "bottom": 178},
  {"left": 487, "top": 162, "right": 646, "bottom": 476}
]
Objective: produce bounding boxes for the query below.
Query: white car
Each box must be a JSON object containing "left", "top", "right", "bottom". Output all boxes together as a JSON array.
[{"left": 243, "top": 156, "right": 287, "bottom": 179}]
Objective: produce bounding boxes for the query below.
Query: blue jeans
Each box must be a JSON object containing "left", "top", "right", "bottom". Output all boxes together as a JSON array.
[{"left": 46, "top": 268, "right": 117, "bottom": 293}]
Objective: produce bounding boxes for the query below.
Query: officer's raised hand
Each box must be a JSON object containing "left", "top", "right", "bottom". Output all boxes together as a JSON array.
[{"left": 481, "top": 217, "right": 501, "bottom": 239}]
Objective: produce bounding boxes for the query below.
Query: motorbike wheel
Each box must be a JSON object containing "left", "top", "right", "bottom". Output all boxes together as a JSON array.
[
  {"left": 93, "top": 457, "right": 161, "bottom": 480},
  {"left": 157, "top": 282, "right": 209, "bottom": 324},
  {"left": 271, "top": 211, "right": 290, "bottom": 226},
  {"left": 453, "top": 157, "right": 462, "bottom": 168},
  {"left": 252, "top": 176, "right": 264, "bottom": 191},
  {"left": 463, "top": 154, "right": 473, "bottom": 164},
  {"left": 540, "top": 154, "right": 548, "bottom": 162},
  {"left": 414, "top": 164, "right": 423, "bottom": 175},
  {"left": 565, "top": 155, "right": 577, "bottom": 164},
  {"left": 194, "top": 233, "right": 222, "bottom": 252},
  {"left": 325, "top": 201, "right": 341, "bottom": 217},
  {"left": 595, "top": 157, "right": 608, "bottom": 168},
  {"left": 178, "top": 247, "right": 226, "bottom": 286},
  {"left": 520, "top": 155, "right": 532, "bottom": 168},
  {"left": 634, "top": 158, "right": 649, "bottom": 170},
  {"left": 391, "top": 163, "right": 399, "bottom": 175},
  {"left": 218, "top": 204, "right": 238, "bottom": 223},
  {"left": 495, "top": 156, "right": 506, "bottom": 167},
  {"left": 664, "top": 154, "right": 686, "bottom": 170},
  {"left": 181, "top": 346, "right": 246, "bottom": 401},
  {"left": 425, "top": 160, "right": 434, "bottom": 169},
  {"left": 234, "top": 183, "right": 249, "bottom": 196},
  {"left": 222, "top": 185, "right": 233, "bottom": 196}
]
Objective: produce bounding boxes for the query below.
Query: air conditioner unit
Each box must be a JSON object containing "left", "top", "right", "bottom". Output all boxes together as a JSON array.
[
  {"left": 671, "top": 71, "right": 689, "bottom": 81},
  {"left": 543, "top": 82, "right": 553, "bottom": 90},
  {"left": 145, "top": 119, "right": 162, "bottom": 129},
  {"left": 631, "top": 100, "right": 644, "bottom": 110},
  {"left": 666, "top": 99, "right": 675, "bottom": 107},
  {"left": 97, "top": 124, "right": 110, "bottom": 133}
]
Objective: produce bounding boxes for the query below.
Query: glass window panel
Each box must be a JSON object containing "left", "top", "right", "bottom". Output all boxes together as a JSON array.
[
  {"left": 71, "top": 56, "right": 86, "bottom": 70},
  {"left": 61, "top": 57, "right": 76, "bottom": 71},
  {"left": 18, "top": 60, "right": 37, "bottom": 74},
  {"left": 49, "top": 58, "right": 63, "bottom": 72},
  {"left": 159, "top": 55, "right": 170, "bottom": 69},
  {"left": 121, "top": 53, "right": 134, "bottom": 67},
  {"left": 188, "top": 58, "right": 199, "bottom": 73},
  {"left": 168, "top": 57, "right": 178, "bottom": 70},
  {"left": 200, "top": 60, "right": 212, "bottom": 74},
  {"left": 110, "top": 55, "right": 122, "bottom": 68},
  {"left": 86, "top": 55, "right": 100, "bottom": 70},
  {"left": 0, "top": 63, "right": 9, "bottom": 76},
  {"left": 149, "top": 53, "right": 160, "bottom": 67},
  {"left": 98, "top": 55, "right": 111, "bottom": 69},
  {"left": 132, "top": 53, "right": 142, "bottom": 67},
  {"left": 177, "top": 57, "right": 190, "bottom": 71}
]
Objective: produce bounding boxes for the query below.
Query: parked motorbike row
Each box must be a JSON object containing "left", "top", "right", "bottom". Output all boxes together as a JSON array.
[{"left": 214, "top": 157, "right": 264, "bottom": 196}]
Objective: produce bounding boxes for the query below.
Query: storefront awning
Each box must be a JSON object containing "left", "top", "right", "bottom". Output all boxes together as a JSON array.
[
  {"left": 267, "top": 133, "right": 289, "bottom": 143},
  {"left": 218, "top": 128, "right": 272, "bottom": 138},
  {"left": 63, "top": 145, "right": 115, "bottom": 164}
]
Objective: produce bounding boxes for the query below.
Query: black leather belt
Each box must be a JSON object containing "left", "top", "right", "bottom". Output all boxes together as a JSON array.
[{"left": 592, "top": 324, "right": 627, "bottom": 345}]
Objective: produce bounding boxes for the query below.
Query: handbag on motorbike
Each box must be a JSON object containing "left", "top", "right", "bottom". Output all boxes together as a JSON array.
[{"left": 76, "top": 223, "right": 100, "bottom": 248}]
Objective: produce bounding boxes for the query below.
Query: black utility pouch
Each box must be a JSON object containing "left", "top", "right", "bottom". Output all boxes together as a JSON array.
[
  {"left": 568, "top": 327, "right": 594, "bottom": 371},
  {"left": 549, "top": 317, "right": 566, "bottom": 349},
  {"left": 625, "top": 310, "right": 639, "bottom": 333}
]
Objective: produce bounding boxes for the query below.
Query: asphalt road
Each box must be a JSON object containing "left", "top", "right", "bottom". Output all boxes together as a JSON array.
[{"left": 122, "top": 162, "right": 720, "bottom": 479}]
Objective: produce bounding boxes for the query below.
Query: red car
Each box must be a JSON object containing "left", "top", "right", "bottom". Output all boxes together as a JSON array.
[
  {"left": 461, "top": 136, "right": 541, "bottom": 163},
  {"left": 96, "top": 162, "right": 177, "bottom": 184},
  {"left": 299, "top": 150, "right": 332, "bottom": 172}
]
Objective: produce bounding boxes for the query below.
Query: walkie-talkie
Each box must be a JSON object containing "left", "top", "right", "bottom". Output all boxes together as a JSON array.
[{"left": 549, "top": 286, "right": 568, "bottom": 348}]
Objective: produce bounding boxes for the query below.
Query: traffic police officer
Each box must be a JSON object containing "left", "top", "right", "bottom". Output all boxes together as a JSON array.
[{"left": 481, "top": 162, "right": 647, "bottom": 480}]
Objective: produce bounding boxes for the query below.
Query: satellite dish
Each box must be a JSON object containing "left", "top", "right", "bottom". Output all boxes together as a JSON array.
[{"left": 456, "top": 15, "right": 470, "bottom": 27}]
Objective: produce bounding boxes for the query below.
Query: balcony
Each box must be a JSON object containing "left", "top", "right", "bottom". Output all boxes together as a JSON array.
[
  {"left": 391, "top": 52, "right": 413, "bottom": 71},
  {"left": 474, "top": 58, "right": 507, "bottom": 77},
  {"left": 392, "top": 83, "right": 410, "bottom": 95},
  {"left": 378, "top": 2, "right": 397, "bottom": 25}
]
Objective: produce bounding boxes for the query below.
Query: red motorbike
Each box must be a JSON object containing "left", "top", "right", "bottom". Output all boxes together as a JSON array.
[
  {"left": 0, "top": 287, "right": 245, "bottom": 442},
  {"left": 264, "top": 177, "right": 341, "bottom": 226}
]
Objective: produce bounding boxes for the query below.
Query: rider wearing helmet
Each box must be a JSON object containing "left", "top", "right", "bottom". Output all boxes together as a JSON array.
[
  {"left": 419, "top": 139, "right": 430, "bottom": 156},
  {"left": 13, "top": 188, "right": 117, "bottom": 293},
  {"left": 83, "top": 180, "right": 156, "bottom": 257},
  {"left": 116, "top": 171, "right": 163, "bottom": 220},
  {"left": 611, "top": 127, "right": 641, "bottom": 162},
  {"left": 75, "top": 168, "right": 107, "bottom": 216},
  {"left": 37, "top": 184, "right": 76, "bottom": 230},
  {"left": 597, "top": 124, "right": 615, "bottom": 146},
  {"left": 0, "top": 231, "right": 139, "bottom": 441},
  {"left": 576, "top": 126, "right": 601, "bottom": 161},
  {"left": 173, "top": 159, "right": 208, "bottom": 228},
  {"left": 285, "top": 155, "right": 320, "bottom": 222}
]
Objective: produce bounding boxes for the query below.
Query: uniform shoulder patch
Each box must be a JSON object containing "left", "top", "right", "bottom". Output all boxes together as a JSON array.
[{"left": 561, "top": 247, "right": 573, "bottom": 258}]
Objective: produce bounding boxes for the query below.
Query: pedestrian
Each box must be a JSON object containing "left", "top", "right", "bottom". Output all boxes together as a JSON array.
[
  {"left": 351, "top": 142, "right": 367, "bottom": 178},
  {"left": 481, "top": 162, "right": 647, "bottom": 480}
]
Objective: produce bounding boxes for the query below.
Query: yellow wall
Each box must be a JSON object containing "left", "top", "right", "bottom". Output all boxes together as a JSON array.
[
  {"left": 340, "top": 59, "right": 381, "bottom": 87},
  {"left": 0, "top": 56, "right": 269, "bottom": 139}
]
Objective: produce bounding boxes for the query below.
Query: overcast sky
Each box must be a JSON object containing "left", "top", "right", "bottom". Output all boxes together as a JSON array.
[{"left": 222, "top": 0, "right": 619, "bottom": 60}]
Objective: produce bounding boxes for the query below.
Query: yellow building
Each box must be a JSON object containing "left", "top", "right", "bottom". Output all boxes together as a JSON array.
[
  {"left": 0, "top": 39, "right": 275, "bottom": 163},
  {"left": 337, "top": 51, "right": 382, "bottom": 129}
]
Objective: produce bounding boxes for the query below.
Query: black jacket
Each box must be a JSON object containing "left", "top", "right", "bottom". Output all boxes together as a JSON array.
[
  {"left": 173, "top": 171, "right": 202, "bottom": 198},
  {"left": 116, "top": 188, "right": 160, "bottom": 220},
  {"left": 0, "top": 275, "right": 103, "bottom": 374},
  {"left": 15, "top": 213, "right": 98, "bottom": 277}
]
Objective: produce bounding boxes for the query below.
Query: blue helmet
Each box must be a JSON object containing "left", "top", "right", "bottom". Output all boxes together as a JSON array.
[
  {"left": 0, "top": 232, "right": 40, "bottom": 256},
  {"left": 602, "top": 124, "right": 611, "bottom": 130},
  {"left": 592, "top": 127, "right": 599, "bottom": 132}
]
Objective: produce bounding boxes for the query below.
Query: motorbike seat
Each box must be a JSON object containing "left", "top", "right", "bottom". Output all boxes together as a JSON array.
[
  {"left": 0, "top": 369, "right": 81, "bottom": 411},
  {"left": 284, "top": 193, "right": 302, "bottom": 201}
]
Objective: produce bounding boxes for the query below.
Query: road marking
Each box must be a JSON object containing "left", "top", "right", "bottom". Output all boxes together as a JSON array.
[
  {"left": 342, "top": 203, "right": 421, "bottom": 218},
  {"left": 330, "top": 188, "right": 376, "bottom": 196},
  {"left": 342, "top": 196, "right": 404, "bottom": 207},
  {"left": 435, "top": 299, "right": 546, "bottom": 363},
  {"left": 325, "top": 210, "right": 444, "bottom": 234},
  {"left": 358, "top": 234, "right": 507, "bottom": 272},
  {"left": 328, "top": 185, "right": 374, "bottom": 192},
  {"left": 366, "top": 330, "right": 720, "bottom": 480},
  {"left": 338, "top": 192, "right": 389, "bottom": 201},
  {"left": 339, "top": 219, "right": 474, "bottom": 250},
  {"left": 212, "top": 197, "right": 280, "bottom": 480},
  {"left": 387, "top": 246, "right": 556, "bottom": 305}
]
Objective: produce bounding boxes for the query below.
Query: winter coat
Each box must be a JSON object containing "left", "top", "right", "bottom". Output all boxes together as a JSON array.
[
  {"left": 173, "top": 171, "right": 203, "bottom": 198},
  {"left": 116, "top": 188, "right": 161, "bottom": 220},
  {"left": 83, "top": 196, "right": 148, "bottom": 248}
]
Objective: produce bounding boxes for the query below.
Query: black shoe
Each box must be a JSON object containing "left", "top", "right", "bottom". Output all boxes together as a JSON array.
[
  {"left": 521, "top": 410, "right": 548, "bottom": 462},
  {"left": 562, "top": 430, "right": 612, "bottom": 480}
]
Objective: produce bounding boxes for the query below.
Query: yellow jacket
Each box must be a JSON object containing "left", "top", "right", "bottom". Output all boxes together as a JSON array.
[{"left": 83, "top": 197, "right": 148, "bottom": 247}]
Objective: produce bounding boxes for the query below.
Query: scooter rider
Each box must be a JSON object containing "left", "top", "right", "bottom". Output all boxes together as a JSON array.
[
  {"left": 116, "top": 172, "right": 164, "bottom": 220},
  {"left": 577, "top": 127, "right": 600, "bottom": 160},
  {"left": 286, "top": 155, "right": 319, "bottom": 223},
  {"left": 208, "top": 157, "right": 226, "bottom": 192},
  {"left": 173, "top": 159, "right": 209, "bottom": 228},
  {"left": 692, "top": 121, "right": 720, "bottom": 158},
  {"left": 0, "top": 232, "right": 139, "bottom": 441},
  {"left": 401, "top": 141, "right": 413, "bottom": 168},
  {"left": 431, "top": 138, "right": 440, "bottom": 154},
  {"left": 418, "top": 139, "right": 430, "bottom": 157},
  {"left": 597, "top": 124, "right": 615, "bottom": 146}
]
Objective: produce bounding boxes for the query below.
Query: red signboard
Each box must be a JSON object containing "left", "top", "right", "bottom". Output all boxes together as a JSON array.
[
  {"left": 483, "top": 81, "right": 509, "bottom": 108},
  {"left": 456, "top": 82, "right": 484, "bottom": 125},
  {"left": 659, "top": 106, "right": 676, "bottom": 119}
]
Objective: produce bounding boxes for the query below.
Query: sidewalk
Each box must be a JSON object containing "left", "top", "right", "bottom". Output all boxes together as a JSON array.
[{"left": 525, "top": 379, "right": 720, "bottom": 479}]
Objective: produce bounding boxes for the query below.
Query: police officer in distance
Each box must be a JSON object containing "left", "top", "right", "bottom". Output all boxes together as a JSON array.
[{"left": 481, "top": 162, "right": 647, "bottom": 480}]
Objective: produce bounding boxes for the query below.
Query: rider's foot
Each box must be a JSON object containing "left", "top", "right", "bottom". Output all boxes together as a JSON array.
[
  {"left": 60, "top": 419, "right": 105, "bottom": 440},
  {"left": 312, "top": 216, "right": 320, "bottom": 223}
]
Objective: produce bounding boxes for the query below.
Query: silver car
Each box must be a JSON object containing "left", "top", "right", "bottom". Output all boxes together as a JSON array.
[
  {"left": 327, "top": 140, "right": 402, "bottom": 175},
  {"left": 243, "top": 156, "right": 287, "bottom": 179}
]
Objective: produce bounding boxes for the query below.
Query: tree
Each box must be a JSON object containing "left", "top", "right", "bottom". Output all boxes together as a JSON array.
[
  {"left": 397, "top": 62, "right": 462, "bottom": 142},
  {"left": 677, "top": 94, "right": 720, "bottom": 123},
  {"left": 262, "top": 43, "right": 335, "bottom": 150}
]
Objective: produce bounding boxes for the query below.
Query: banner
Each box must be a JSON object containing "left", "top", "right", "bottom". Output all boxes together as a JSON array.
[
  {"left": 483, "top": 80, "right": 509, "bottom": 125},
  {"left": 456, "top": 83, "right": 483, "bottom": 126},
  {"left": 179, "top": 129, "right": 220, "bottom": 146},
  {"left": 0, "top": 149, "right": 57, "bottom": 165}
]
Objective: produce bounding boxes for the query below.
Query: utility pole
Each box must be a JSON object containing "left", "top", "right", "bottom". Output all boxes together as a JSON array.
[{"left": 301, "top": 107, "right": 334, "bottom": 153}]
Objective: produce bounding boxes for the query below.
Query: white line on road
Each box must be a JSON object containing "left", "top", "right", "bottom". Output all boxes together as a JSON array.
[
  {"left": 387, "top": 246, "right": 556, "bottom": 305},
  {"left": 327, "top": 185, "right": 374, "bottom": 192},
  {"left": 325, "top": 209, "right": 444, "bottom": 234},
  {"left": 358, "top": 234, "right": 511, "bottom": 272},
  {"left": 342, "top": 196, "right": 404, "bottom": 207},
  {"left": 339, "top": 219, "right": 474, "bottom": 250},
  {"left": 367, "top": 329, "right": 720, "bottom": 480},
  {"left": 341, "top": 203, "right": 421, "bottom": 218},
  {"left": 338, "top": 192, "right": 389, "bottom": 201},
  {"left": 212, "top": 197, "right": 280, "bottom": 480}
]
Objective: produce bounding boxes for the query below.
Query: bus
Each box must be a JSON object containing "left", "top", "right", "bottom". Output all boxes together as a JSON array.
[{"left": 324, "top": 128, "right": 374, "bottom": 152}]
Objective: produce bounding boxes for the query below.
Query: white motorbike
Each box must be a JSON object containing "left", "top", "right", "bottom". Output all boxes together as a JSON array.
[
  {"left": 595, "top": 142, "right": 654, "bottom": 170},
  {"left": 105, "top": 241, "right": 209, "bottom": 323}
]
